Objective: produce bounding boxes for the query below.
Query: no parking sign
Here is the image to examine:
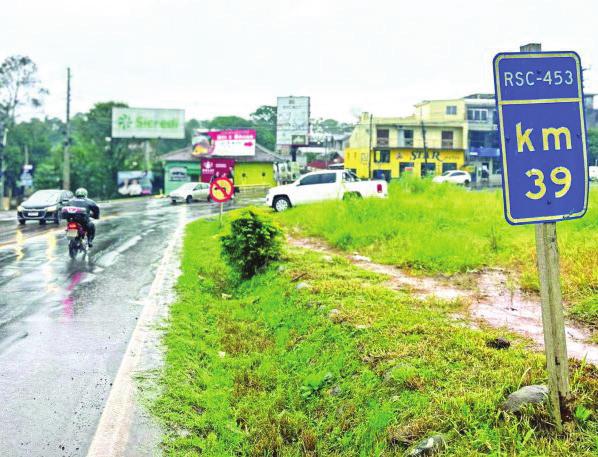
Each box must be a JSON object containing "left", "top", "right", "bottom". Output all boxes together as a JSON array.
[{"left": 209, "top": 177, "right": 234, "bottom": 203}]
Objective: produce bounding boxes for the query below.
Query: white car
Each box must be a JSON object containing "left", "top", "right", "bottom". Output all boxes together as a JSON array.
[
  {"left": 432, "top": 170, "right": 471, "bottom": 185},
  {"left": 265, "top": 170, "right": 388, "bottom": 212},
  {"left": 589, "top": 166, "right": 598, "bottom": 181},
  {"left": 169, "top": 182, "right": 210, "bottom": 204}
]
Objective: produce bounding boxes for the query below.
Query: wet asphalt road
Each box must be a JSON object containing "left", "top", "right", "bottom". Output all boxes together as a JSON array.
[{"left": 0, "top": 196, "right": 256, "bottom": 456}]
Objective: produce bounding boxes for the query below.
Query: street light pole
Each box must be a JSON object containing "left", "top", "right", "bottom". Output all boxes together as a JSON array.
[{"left": 63, "top": 67, "right": 71, "bottom": 190}]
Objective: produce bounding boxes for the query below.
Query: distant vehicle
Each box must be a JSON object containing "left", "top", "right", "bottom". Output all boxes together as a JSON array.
[
  {"left": 169, "top": 182, "right": 210, "bottom": 204},
  {"left": 266, "top": 170, "right": 388, "bottom": 212},
  {"left": 589, "top": 166, "right": 598, "bottom": 181},
  {"left": 17, "top": 189, "right": 74, "bottom": 225},
  {"left": 432, "top": 170, "right": 471, "bottom": 186}
]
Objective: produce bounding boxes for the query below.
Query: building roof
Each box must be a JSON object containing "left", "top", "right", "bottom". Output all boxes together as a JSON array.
[{"left": 161, "top": 144, "right": 286, "bottom": 163}]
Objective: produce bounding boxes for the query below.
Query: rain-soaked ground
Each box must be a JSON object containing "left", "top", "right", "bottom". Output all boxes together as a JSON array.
[
  {"left": 0, "top": 196, "right": 258, "bottom": 457},
  {"left": 288, "top": 236, "right": 598, "bottom": 365}
]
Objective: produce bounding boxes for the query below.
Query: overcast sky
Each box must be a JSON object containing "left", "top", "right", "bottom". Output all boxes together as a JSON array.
[{"left": 3, "top": 0, "right": 598, "bottom": 123}]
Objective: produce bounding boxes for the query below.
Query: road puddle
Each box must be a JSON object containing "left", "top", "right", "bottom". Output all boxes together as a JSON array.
[{"left": 288, "top": 236, "right": 598, "bottom": 364}]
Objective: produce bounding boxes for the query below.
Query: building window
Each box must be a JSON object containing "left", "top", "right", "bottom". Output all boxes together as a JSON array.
[
  {"left": 376, "top": 128, "right": 389, "bottom": 146},
  {"left": 404, "top": 129, "right": 414, "bottom": 147},
  {"left": 446, "top": 105, "right": 457, "bottom": 115},
  {"left": 441, "top": 131, "right": 454, "bottom": 148},
  {"left": 467, "top": 108, "right": 488, "bottom": 121},
  {"left": 374, "top": 150, "right": 391, "bottom": 163}
]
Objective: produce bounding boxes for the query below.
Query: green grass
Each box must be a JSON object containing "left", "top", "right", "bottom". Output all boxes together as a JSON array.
[
  {"left": 152, "top": 214, "right": 598, "bottom": 456},
  {"left": 275, "top": 179, "right": 598, "bottom": 327}
]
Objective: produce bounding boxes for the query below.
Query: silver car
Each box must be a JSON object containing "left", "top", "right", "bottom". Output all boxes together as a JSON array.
[{"left": 17, "top": 189, "right": 74, "bottom": 225}]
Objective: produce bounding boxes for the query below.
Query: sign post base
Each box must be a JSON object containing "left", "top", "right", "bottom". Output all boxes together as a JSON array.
[{"left": 535, "top": 222, "right": 570, "bottom": 431}]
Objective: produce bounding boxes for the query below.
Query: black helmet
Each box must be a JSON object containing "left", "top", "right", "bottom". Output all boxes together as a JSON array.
[{"left": 75, "top": 188, "right": 88, "bottom": 198}]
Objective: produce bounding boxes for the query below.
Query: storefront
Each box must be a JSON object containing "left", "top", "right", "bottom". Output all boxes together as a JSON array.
[
  {"left": 345, "top": 147, "right": 466, "bottom": 180},
  {"left": 161, "top": 144, "right": 284, "bottom": 195}
]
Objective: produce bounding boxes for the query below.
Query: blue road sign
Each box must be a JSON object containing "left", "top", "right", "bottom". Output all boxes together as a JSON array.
[{"left": 493, "top": 52, "right": 589, "bottom": 225}]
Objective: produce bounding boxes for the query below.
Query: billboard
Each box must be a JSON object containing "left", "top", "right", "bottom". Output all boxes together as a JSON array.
[
  {"left": 192, "top": 129, "right": 256, "bottom": 157},
  {"left": 117, "top": 171, "right": 153, "bottom": 196},
  {"left": 112, "top": 108, "right": 185, "bottom": 139},
  {"left": 276, "top": 96, "right": 310, "bottom": 146},
  {"left": 201, "top": 158, "right": 235, "bottom": 183}
]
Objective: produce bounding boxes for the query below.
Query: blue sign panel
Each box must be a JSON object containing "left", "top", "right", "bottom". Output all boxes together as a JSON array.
[{"left": 493, "top": 52, "right": 589, "bottom": 225}]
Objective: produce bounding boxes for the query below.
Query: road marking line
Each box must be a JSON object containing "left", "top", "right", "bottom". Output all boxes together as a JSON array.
[{"left": 86, "top": 211, "right": 186, "bottom": 457}]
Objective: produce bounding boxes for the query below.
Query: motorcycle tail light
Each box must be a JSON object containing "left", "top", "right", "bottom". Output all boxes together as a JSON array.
[{"left": 67, "top": 222, "right": 79, "bottom": 230}]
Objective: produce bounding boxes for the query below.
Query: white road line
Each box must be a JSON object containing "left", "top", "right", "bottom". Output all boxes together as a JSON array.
[{"left": 86, "top": 210, "right": 187, "bottom": 457}]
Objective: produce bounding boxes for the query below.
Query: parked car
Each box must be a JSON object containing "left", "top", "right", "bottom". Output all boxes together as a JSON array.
[
  {"left": 265, "top": 170, "right": 388, "bottom": 212},
  {"left": 169, "top": 182, "right": 210, "bottom": 204},
  {"left": 432, "top": 170, "right": 471, "bottom": 185},
  {"left": 589, "top": 166, "right": 598, "bottom": 181},
  {"left": 17, "top": 189, "right": 74, "bottom": 225}
]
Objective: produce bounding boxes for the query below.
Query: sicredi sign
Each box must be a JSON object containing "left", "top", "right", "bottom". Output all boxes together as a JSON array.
[
  {"left": 493, "top": 52, "right": 589, "bottom": 225},
  {"left": 112, "top": 108, "right": 185, "bottom": 139}
]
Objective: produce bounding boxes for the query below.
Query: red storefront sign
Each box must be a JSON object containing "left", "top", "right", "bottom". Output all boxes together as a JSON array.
[{"left": 201, "top": 158, "right": 235, "bottom": 183}]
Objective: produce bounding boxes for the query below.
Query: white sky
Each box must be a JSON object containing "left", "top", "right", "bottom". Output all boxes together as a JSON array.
[{"left": 2, "top": 0, "right": 598, "bottom": 123}]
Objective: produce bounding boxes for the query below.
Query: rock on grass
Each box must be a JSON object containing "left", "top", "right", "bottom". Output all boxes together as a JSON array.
[
  {"left": 501, "top": 385, "right": 548, "bottom": 412},
  {"left": 408, "top": 435, "right": 446, "bottom": 456}
]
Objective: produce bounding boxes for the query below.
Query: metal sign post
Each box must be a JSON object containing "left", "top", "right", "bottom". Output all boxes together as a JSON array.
[{"left": 494, "top": 43, "right": 589, "bottom": 430}]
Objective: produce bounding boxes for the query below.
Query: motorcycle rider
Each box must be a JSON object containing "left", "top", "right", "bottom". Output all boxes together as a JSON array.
[{"left": 66, "top": 188, "right": 100, "bottom": 247}]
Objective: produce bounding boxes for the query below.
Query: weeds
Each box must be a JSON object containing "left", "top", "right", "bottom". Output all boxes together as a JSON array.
[
  {"left": 276, "top": 180, "right": 598, "bottom": 327},
  {"left": 153, "top": 216, "right": 598, "bottom": 456}
]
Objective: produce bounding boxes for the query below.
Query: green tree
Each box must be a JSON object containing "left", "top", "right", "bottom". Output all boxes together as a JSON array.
[
  {"left": 68, "top": 101, "right": 145, "bottom": 198},
  {"left": 208, "top": 115, "right": 253, "bottom": 130},
  {"left": 0, "top": 55, "right": 47, "bottom": 123},
  {"left": 588, "top": 128, "right": 598, "bottom": 166},
  {"left": 0, "top": 55, "right": 48, "bottom": 197},
  {"left": 251, "top": 105, "right": 277, "bottom": 150},
  {"left": 4, "top": 117, "right": 64, "bottom": 192}
]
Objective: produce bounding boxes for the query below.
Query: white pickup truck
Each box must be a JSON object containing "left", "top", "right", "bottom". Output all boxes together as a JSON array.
[{"left": 265, "top": 170, "right": 388, "bottom": 212}]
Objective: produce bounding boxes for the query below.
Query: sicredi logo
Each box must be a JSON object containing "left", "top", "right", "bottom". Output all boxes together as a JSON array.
[
  {"left": 117, "top": 114, "right": 132, "bottom": 130},
  {"left": 135, "top": 115, "right": 179, "bottom": 129}
]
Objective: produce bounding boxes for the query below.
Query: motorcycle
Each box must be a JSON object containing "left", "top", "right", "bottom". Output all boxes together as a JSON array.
[{"left": 62, "top": 206, "right": 89, "bottom": 259}]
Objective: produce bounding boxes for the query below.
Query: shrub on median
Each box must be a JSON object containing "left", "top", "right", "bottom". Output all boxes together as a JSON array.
[{"left": 221, "top": 210, "right": 283, "bottom": 279}]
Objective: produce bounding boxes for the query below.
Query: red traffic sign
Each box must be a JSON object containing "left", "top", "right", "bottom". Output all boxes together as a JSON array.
[{"left": 209, "top": 177, "right": 234, "bottom": 203}]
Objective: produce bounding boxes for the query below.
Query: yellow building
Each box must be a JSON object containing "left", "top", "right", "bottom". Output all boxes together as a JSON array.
[{"left": 345, "top": 99, "right": 467, "bottom": 180}]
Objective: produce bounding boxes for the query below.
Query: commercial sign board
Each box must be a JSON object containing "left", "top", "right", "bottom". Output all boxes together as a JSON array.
[
  {"left": 276, "top": 96, "right": 310, "bottom": 146},
  {"left": 201, "top": 158, "right": 235, "bottom": 183},
  {"left": 112, "top": 108, "right": 185, "bottom": 139},
  {"left": 493, "top": 51, "right": 589, "bottom": 225},
  {"left": 192, "top": 129, "right": 256, "bottom": 157}
]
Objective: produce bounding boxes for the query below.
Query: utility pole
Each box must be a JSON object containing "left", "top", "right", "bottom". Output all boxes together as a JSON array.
[
  {"left": 420, "top": 118, "right": 429, "bottom": 177},
  {"left": 368, "top": 113, "right": 373, "bottom": 178},
  {"left": 0, "top": 123, "right": 6, "bottom": 210},
  {"left": 63, "top": 67, "right": 71, "bottom": 190}
]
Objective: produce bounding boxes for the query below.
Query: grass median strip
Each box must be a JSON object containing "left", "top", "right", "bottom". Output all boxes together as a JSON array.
[
  {"left": 153, "top": 214, "right": 597, "bottom": 456},
  {"left": 275, "top": 179, "right": 598, "bottom": 328}
]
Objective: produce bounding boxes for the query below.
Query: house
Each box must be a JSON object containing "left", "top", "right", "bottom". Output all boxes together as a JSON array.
[
  {"left": 344, "top": 100, "right": 467, "bottom": 180},
  {"left": 161, "top": 144, "right": 286, "bottom": 194}
]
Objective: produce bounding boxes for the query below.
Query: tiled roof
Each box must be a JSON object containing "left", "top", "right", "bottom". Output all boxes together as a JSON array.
[{"left": 160, "top": 144, "right": 286, "bottom": 163}]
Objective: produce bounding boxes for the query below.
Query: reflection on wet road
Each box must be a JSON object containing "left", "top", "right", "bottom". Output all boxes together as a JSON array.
[{"left": 0, "top": 196, "right": 255, "bottom": 456}]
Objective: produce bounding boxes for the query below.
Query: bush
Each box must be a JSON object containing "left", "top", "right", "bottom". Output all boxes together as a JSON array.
[{"left": 221, "top": 210, "right": 283, "bottom": 279}]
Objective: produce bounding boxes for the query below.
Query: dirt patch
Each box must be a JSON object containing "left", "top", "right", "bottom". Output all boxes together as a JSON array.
[{"left": 287, "top": 236, "right": 598, "bottom": 365}]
